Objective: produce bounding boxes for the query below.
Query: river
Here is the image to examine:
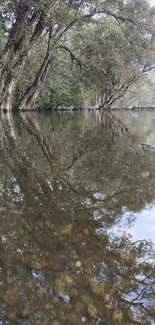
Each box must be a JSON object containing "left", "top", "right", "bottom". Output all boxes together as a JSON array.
[{"left": 0, "top": 110, "right": 155, "bottom": 324}]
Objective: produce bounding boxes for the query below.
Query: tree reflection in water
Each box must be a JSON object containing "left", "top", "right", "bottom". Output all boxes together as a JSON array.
[{"left": 0, "top": 111, "right": 155, "bottom": 324}]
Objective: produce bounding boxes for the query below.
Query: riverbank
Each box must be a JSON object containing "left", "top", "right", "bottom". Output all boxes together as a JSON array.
[
  {"left": 2, "top": 105, "right": 155, "bottom": 112},
  {"left": 36, "top": 105, "right": 155, "bottom": 112}
]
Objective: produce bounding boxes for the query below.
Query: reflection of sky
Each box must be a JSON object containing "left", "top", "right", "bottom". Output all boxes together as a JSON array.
[
  {"left": 108, "top": 205, "right": 155, "bottom": 244},
  {"left": 129, "top": 206, "right": 155, "bottom": 243}
]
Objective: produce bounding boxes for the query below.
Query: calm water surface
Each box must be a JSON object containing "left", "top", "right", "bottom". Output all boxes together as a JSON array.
[{"left": 0, "top": 110, "right": 155, "bottom": 325}]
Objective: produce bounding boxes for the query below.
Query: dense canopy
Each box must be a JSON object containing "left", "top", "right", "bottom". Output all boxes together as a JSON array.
[{"left": 0, "top": 0, "right": 155, "bottom": 110}]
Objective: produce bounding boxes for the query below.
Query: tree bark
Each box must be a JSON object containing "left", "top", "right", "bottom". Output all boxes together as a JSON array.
[
  {"left": 0, "top": 3, "right": 47, "bottom": 110},
  {"left": 0, "top": 79, "right": 15, "bottom": 111}
]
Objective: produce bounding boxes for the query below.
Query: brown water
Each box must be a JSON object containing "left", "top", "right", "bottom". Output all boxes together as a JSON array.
[{"left": 0, "top": 110, "right": 155, "bottom": 325}]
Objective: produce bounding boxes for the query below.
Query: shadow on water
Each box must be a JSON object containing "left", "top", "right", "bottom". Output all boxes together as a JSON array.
[{"left": 0, "top": 111, "right": 155, "bottom": 324}]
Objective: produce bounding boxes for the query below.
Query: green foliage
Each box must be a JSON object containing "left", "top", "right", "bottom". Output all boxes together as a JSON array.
[{"left": 2, "top": 0, "right": 155, "bottom": 110}]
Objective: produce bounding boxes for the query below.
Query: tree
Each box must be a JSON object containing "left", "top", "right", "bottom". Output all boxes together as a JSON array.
[
  {"left": 0, "top": 0, "right": 154, "bottom": 111},
  {"left": 67, "top": 2, "right": 155, "bottom": 109}
]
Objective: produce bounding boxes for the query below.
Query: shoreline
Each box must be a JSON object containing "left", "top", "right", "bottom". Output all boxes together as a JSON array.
[{"left": 1, "top": 106, "right": 155, "bottom": 113}]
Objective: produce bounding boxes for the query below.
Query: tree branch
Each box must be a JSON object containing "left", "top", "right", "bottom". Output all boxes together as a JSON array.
[{"left": 58, "top": 45, "right": 82, "bottom": 67}]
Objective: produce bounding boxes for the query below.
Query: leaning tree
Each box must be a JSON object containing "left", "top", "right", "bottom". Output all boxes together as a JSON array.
[{"left": 0, "top": 0, "right": 154, "bottom": 111}]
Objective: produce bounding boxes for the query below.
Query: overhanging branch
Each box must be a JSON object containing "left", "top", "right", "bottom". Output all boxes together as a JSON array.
[{"left": 58, "top": 45, "right": 82, "bottom": 67}]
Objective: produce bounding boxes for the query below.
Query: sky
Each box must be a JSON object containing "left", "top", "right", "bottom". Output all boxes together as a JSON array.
[
  {"left": 108, "top": 205, "right": 155, "bottom": 244},
  {"left": 130, "top": 206, "right": 155, "bottom": 242}
]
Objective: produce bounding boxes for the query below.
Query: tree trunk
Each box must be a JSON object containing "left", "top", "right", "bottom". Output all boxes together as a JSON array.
[
  {"left": 95, "top": 86, "right": 102, "bottom": 108},
  {"left": 0, "top": 3, "right": 48, "bottom": 111},
  {"left": 17, "top": 44, "right": 53, "bottom": 110},
  {"left": 0, "top": 79, "right": 15, "bottom": 111}
]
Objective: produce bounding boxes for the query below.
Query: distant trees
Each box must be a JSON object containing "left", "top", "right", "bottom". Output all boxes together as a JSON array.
[
  {"left": 0, "top": 0, "right": 155, "bottom": 110},
  {"left": 62, "top": 1, "right": 155, "bottom": 109}
]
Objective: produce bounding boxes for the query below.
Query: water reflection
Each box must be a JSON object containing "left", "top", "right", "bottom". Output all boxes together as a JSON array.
[{"left": 0, "top": 111, "right": 155, "bottom": 324}]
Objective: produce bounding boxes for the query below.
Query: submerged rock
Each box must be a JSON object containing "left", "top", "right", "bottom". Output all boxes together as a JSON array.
[
  {"left": 8, "top": 311, "right": 17, "bottom": 321},
  {"left": 113, "top": 311, "right": 123, "bottom": 321},
  {"left": 52, "top": 321, "right": 61, "bottom": 325},
  {"left": 22, "top": 308, "right": 30, "bottom": 317},
  {"left": 55, "top": 274, "right": 73, "bottom": 293},
  {"left": 91, "top": 283, "right": 105, "bottom": 296},
  {"left": 75, "top": 261, "right": 82, "bottom": 268},
  {"left": 3, "top": 288, "right": 19, "bottom": 306},
  {"left": 6, "top": 276, "right": 14, "bottom": 285},
  {"left": 60, "top": 224, "right": 73, "bottom": 235},
  {"left": 87, "top": 303, "right": 97, "bottom": 317}
]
